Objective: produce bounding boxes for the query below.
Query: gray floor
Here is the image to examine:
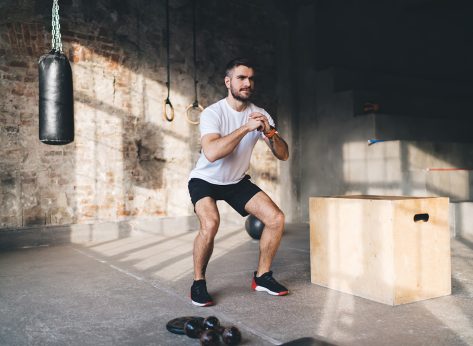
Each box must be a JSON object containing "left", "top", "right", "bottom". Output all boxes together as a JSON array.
[{"left": 1, "top": 220, "right": 473, "bottom": 346}]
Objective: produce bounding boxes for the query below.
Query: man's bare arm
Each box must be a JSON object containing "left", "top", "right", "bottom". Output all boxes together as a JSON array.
[
  {"left": 249, "top": 112, "right": 289, "bottom": 161},
  {"left": 264, "top": 133, "right": 289, "bottom": 161},
  {"left": 201, "top": 117, "right": 262, "bottom": 162}
]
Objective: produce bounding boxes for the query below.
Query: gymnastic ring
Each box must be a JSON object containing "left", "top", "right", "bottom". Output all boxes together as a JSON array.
[
  {"left": 185, "top": 102, "right": 204, "bottom": 125},
  {"left": 163, "top": 98, "right": 175, "bottom": 122}
]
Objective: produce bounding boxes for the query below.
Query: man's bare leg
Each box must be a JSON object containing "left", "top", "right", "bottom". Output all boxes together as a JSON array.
[
  {"left": 193, "top": 197, "right": 220, "bottom": 280},
  {"left": 244, "top": 191, "right": 285, "bottom": 276}
]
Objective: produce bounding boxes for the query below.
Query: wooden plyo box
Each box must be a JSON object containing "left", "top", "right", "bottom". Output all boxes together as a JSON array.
[{"left": 309, "top": 195, "right": 451, "bottom": 305}]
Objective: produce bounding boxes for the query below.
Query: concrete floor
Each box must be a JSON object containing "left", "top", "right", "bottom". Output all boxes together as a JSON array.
[{"left": 1, "top": 219, "right": 473, "bottom": 346}]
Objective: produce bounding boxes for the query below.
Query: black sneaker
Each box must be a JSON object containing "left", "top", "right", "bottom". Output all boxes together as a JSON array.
[
  {"left": 251, "top": 271, "right": 289, "bottom": 296},
  {"left": 190, "top": 280, "right": 214, "bottom": 307}
]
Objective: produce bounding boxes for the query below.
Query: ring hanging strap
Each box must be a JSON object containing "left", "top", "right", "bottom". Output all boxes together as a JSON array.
[
  {"left": 186, "top": 0, "right": 203, "bottom": 125},
  {"left": 192, "top": 0, "right": 198, "bottom": 103},
  {"left": 163, "top": 98, "right": 175, "bottom": 122},
  {"left": 163, "top": 0, "right": 174, "bottom": 122}
]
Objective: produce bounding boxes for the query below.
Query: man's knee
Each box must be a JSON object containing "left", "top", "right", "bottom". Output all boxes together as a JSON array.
[
  {"left": 199, "top": 216, "right": 220, "bottom": 242},
  {"left": 263, "top": 208, "right": 285, "bottom": 229},
  {"left": 203, "top": 216, "right": 219, "bottom": 232}
]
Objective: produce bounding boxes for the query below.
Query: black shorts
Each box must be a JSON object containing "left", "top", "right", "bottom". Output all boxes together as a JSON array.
[{"left": 188, "top": 175, "right": 262, "bottom": 216}]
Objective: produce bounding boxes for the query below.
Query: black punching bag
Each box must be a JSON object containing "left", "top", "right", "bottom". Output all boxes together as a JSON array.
[
  {"left": 38, "top": 51, "right": 74, "bottom": 145},
  {"left": 39, "top": 0, "right": 73, "bottom": 145}
]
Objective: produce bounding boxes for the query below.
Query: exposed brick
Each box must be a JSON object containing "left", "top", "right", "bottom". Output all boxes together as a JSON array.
[
  {"left": 21, "top": 178, "right": 36, "bottom": 184},
  {"left": 44, "top": 151, "right": 63, "bottom": 157},
  {"left": 23, "top": 75, "right": 35, "bottom": 83},
  {"left": 1, "top": 177, "right": 16, "bottom": 186},
  {"left": 82, "top": 205, "right": 99, "bottom": 218},
  {"left": 24, "top": 215, "right": 46, "bottom": 227},
  {"left": 0, "top": 1, "right": 280, "bottom": 230},
  {"left": 4, "top": 126, "right": 19, "bottom": 134},
  {"left": 9, "top": 60, "right": 28, "bottom": 68},
  {"left": 22, "top": 24, "right": 30, "bottom": 42},
  {"left": 3, "top": 74, "right": 22, "bottom": 81}
]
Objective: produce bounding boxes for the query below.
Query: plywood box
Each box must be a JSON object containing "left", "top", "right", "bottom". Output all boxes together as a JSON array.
[{"left": 309, "top": 195, "right": 451, "bottom": 305}]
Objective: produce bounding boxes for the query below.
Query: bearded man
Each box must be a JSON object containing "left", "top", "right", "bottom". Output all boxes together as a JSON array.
[{"left": 188, "top": 58, "right": 290, "bottom": 306}]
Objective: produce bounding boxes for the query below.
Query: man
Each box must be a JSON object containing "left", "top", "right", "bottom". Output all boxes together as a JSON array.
[{"left": 187, "top": 58, "right": 290, "bottom": 306}]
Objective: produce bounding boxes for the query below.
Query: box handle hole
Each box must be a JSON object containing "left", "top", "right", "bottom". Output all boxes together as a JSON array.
[{"left": 414, "top": 213, "right": 429, "bottom": 222}]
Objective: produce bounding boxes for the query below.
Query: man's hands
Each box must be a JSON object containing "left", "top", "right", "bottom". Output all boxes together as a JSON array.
[
  {"left": 202, "top": 113, "right": 267, "bottom": 163},
  {"left": 247, "top": 111, "right": 289, "bottom": 161},
  {"left": 201, "top": 111, "right": 288, "bottom": 163},
  {"left": 247, "top": 112, "right": 271, "bottom": 133}
]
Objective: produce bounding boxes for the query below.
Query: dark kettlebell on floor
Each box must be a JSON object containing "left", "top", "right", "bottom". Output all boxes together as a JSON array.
[
  {"left": 203, "top": 316, "right": 220, "bottom": 330},
  {"left": 245, "top": 214, "right": 265, "bottom": 239},
  {"left": 185, "top": 316, "right": 221, "bottom": 345},
  {"left": 200, "top": 329, "right": 220, "bottom": 346},
  {"left": 222, "top": 326, "right": 242, "bottom": 345},
  {"left": 185, "top": 316, "right": 242, "bottom": 345},
  {"left": 184, "top": 318, "right": 204, "bottom": 339}
]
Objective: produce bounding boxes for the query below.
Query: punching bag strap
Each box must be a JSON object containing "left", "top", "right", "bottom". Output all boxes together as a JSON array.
[{"left": 51, "top": 0, "right": 63, "bottom": 53}]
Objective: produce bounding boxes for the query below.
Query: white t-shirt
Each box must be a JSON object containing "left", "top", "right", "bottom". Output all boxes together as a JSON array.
[{"left": 189, "top": 98, "right": 275, "bottom": 185}]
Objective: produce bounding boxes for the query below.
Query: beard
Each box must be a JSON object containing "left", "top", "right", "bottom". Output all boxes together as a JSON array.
[{"left": 230, "top": 85, "right": 253, "bottom": 102}]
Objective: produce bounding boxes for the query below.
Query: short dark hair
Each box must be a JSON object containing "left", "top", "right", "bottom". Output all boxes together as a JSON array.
[{"left": 225, "top": 58, "right": 254, "bottom": 77}]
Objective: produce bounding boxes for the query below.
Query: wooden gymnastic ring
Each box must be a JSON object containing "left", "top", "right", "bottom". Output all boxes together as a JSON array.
[
  {"left": 163, "top": 98, "right": 175, "bottom": 122},
  {"left": 185, "top": 102, "right": 204, "bottom": 125}
]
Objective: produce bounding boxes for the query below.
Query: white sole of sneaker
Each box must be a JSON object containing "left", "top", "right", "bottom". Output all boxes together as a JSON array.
[
  {"left": 191, "top": 300, "right": 213, "bottom": 307},
  {"left": 254, "top": 285, "right": 289, "bottom": 296}
]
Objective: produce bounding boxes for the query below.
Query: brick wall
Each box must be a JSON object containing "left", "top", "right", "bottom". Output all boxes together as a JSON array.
[{"left": 0, "top": 0, "right": 286, "bottom": 229}]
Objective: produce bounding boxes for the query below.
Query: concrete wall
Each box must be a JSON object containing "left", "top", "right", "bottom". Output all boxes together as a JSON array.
[
  {"left": 290, "top": 0, "right": 473, "bottom": 222},
  {"left": 0, "top": 0, "right": 292, "bottom": 229},
  {"left": 312, "top": 0, "right": 473, "bottom": 81},
  {"left": 295, "top": 66, "right": 473, "bottom": 221}
]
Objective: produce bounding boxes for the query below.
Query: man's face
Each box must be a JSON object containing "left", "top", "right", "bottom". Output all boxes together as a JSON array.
[{"left": 225, "top": 65, "right": 254, "bottom": 101}]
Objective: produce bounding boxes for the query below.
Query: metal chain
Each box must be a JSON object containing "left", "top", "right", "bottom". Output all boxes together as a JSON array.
[{"left": 51, "top": 0, "right": 63, "bottom": 52}]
